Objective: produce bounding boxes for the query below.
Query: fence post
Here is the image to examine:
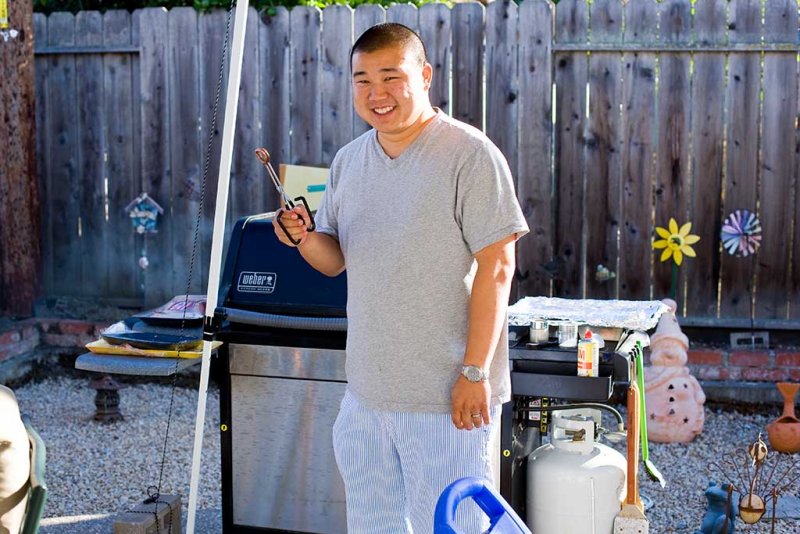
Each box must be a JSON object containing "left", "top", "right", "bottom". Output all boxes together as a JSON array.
[{"left": 0, "top": 0, "right": 41, "bottom": 316}]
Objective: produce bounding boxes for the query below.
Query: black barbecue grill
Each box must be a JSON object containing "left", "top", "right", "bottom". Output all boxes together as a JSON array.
[
  {"left": 214, "top": 213, "right": 645, "bottom": 533},
  {"left": 215, "top": 214, "right": 347, "bottom": 534}
]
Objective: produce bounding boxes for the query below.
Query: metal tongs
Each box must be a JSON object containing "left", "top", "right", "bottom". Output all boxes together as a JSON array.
[{"left": 255, "top": 148, "right": 315, "bottom": 245}]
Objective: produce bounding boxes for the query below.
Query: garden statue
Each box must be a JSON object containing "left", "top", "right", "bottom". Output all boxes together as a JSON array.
[
  {"left": 0, "top": 385, "right": 30, "bottom": 534},
  {"left": 710, "top": 434, "right": 800, "bottom": 531},
  {"left": 643, "top": 298, "right": 706, "bottom": 442},
  {"left": 694, "top": 481, "right": 736, "bottom": 534}
]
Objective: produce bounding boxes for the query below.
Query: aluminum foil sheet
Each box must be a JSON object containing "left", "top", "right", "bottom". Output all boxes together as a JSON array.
[{"left": 508, "top": 297, "right": 670, "bottom": 331}]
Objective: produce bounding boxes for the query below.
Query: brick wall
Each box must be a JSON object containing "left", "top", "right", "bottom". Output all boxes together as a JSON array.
[
  {"left": 0, "top": 319, "right": 108, "bottom": 366},
  {"left": 0, "top": 319, "right": 40, "bottom": 362},
  {"left": 688, "top": 348, "right": 800, "bottom": 383}
]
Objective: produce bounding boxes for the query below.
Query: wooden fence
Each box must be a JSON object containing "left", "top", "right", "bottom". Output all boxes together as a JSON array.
[{"left": 33, "top": 0, "right": 800, "bottom": 326}]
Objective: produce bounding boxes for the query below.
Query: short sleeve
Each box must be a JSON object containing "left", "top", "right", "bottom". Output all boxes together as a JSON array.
[
  {"left": 314, "top": 155, "right": 340, "bottom": 240},
  {"left": 455, "top": 141, "right": 529, "bottom": 255}
]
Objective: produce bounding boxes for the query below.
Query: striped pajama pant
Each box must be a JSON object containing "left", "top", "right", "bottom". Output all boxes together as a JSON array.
[{"left": 332, "top": 389, "right": 502, "bottom": 533}]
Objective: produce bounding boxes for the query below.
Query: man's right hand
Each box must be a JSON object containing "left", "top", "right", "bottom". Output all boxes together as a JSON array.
[{"left": 273, "top": 205, "right": 311, "bottom": 247}]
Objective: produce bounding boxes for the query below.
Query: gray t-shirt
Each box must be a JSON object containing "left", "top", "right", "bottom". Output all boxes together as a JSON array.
[{"left": 315, "top": 110, "right": 529, "bottom": 413}]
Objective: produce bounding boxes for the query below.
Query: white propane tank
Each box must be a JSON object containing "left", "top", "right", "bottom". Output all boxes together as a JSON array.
[{"left": 527, "top": 414, "right": 626, "bottom": 533}]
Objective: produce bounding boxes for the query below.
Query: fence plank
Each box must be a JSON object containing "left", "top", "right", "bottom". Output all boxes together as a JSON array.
[
  {"left": 167, "top": 7, "right": 203, "bottom": 296},
  {"left": 794, "top": 53, "right": 800, "bottom": 321},
  {"left": 719, "top": 0, "right": 761, "bottom": 318},
  {"left": 686, "top": 0, "right": 726, "bottom": 318},
  {"left": 516, "top": 0, "right": 553, "bottom": 299},
  {"left": 618, "top": 0, "right": 657, "bottom": 300},
  {"left": 230, "top": 8, "right": 262, "bottom": 225},
  {"left": 584, "top": 0, "right": 623, "bottom": 300},
  {"left": 290, "top": 7, "right": 322, "bottom": 166},
  {"left": 321, "top": 6, "right": 354, "bottom": 165},
  {"left": 653, "top": 0, "right": 692, "bottom": 304},
  {"left": 46, "top": 13, "right": 81, "bottom": 296},
  {"left": 33, "top": 14, "right": 52, "bottom": 293},
  {"left": 386, "top": 4, "right": 419, "bottom": 33},
  {"left": 75, "top": 11, "right": 106, "bottom": 297},
  {"left": 419, "top": 4, "right": 451, "bottom": 114},
  {"left": 199, "top": 8, "right": 228, "bottom": 291},
  {"left": 757, "top": 0, "right": 797, "bottom": 320},
  {"left": 486, "top": 0, "right": 519, "bottom": 178},
  {"left": 103, "top": 10, "right": 139, "bottom": 300},
  {"left": 451, "top": 2, "right": 483, "bottom": 129},
  {"left": 486, "top": 0, "right": 519, "bottom": 314},
  {"left": 352, "top": 5, "right": 385, "bottom": 137},
  {"left": 138, "top": 8, "right": 172, "bottom": 307},
  {"left": 552, "top": 0, "right": 587, "bottom": 298},
  {"left": 258, "top": 7, "right": 290, "bottom": 212}
]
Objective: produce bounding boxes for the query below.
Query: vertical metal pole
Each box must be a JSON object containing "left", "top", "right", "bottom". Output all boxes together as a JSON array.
[{"left": 186, "top": 0, "right": 249, "bottom": 531}]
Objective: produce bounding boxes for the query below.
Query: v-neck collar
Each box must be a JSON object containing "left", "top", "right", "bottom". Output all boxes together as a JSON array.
[{"left": 369, "top": 109, "right": 444, "bottom": 168}]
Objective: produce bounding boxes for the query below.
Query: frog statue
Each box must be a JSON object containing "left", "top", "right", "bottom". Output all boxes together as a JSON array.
[
  {"left": 643, "top": 298, "right": 706, "bottom": 442},
  {"left": 695, "top": 481, "right": 736, "bottom": 534}
]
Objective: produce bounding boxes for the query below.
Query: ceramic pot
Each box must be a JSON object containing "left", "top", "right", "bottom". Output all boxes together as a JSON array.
[{"left": 766, "top": 382, "right": 800, "bottom": 454}]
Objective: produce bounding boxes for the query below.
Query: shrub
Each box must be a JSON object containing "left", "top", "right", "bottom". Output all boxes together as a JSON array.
[{"left": 33, "top": 0, "right": 447, "bottom": 15}]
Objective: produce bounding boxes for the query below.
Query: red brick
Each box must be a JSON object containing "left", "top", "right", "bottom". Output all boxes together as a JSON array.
[
  {"left": 59, "top": 320, "right": 93, "bottom": 336},
  {"left": 730, "top": 351, "right": 772, "bottom": 367},
  {"left": 42, "top": 333, "right": 82, "bottom": 348},
  {"left": 742, "top": 367, "right": 787, "bottom": 382},
  {"left": 93, "top": 322, "right": 112, "bottom": 337},
  {"left": 696, "top": 366, "right": 730, "bottom": 381},
  {"left": 0, "top": 330, "right": 22, "bottom": 345},
  {"left": 22, "top": 325, "right": 39, "bottom": 340},
  {"left": 37, "top": 319, "right": 58, "bottom": 333},
  {"left": 0, "top": 338, "right": 38, "bottom": 360},
  {"left": 776, "top": 353, "right": 800, "bottom": 368},
  {"left": 688, "top": 350, "right": 724, "bottom": 366},
  {"left": 788, "top": 369, "right": 800, "bottom": 382}
]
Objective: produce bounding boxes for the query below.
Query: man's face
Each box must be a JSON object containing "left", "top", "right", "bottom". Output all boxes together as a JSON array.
[{"left": 351, "top": 45, "right": 432, "bottom": 135}]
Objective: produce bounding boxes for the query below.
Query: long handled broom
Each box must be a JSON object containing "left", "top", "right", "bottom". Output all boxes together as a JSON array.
[{"left": 613, "top": 352, "right": 649, "bottom": 533}]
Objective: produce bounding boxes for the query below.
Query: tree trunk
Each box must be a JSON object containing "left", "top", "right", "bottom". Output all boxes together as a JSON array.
[{"left": 0, "top": 0, "right": 41, "bottom": 316}]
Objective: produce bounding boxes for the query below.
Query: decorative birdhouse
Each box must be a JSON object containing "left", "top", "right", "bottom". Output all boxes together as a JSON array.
[{"left": 125, "top": 193, "right": 164, "bottom": 234}]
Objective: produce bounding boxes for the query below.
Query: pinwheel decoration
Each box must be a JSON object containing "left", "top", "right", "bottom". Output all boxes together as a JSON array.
[
  {"left": 653, "top": 218, "right": 701, "bottom": 266},
  {"left": 721, "top": 210, "right": 761, "bottom": 258}
]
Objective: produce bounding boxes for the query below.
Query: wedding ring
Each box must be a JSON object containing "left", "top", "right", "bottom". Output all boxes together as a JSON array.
[{"left": 471, "top": 413, "right": 481, "bottom": 419}]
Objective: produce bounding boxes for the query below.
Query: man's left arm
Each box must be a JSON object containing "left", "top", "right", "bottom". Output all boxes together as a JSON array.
[{"left": 450, "top": 234, "right": 517, "bottom": 431}]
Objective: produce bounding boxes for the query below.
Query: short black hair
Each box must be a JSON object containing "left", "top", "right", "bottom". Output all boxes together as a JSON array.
[{"left": 350, "top": 23, "right": 428, "bottom": 70}]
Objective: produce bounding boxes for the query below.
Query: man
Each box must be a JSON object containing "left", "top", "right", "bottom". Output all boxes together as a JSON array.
[{"left": 273, "top": 23, "right": 529, "bottom": 533}]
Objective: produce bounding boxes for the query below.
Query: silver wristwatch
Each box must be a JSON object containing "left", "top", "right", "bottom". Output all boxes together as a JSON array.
[{"left": 461, "top": 365, "right": 489, "bottom": 383}]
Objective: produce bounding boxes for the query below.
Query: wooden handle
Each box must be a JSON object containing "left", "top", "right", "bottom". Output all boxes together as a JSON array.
[{"left": 626, "top": 382, "right": 641, "bottom": 508}]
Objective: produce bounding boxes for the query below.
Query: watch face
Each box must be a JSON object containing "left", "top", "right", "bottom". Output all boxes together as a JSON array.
[{"left": 463, "top": 366, "right": 484, "bottom": 382}]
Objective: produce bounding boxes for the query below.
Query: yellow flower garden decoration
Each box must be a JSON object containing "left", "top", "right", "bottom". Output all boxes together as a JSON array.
[{"left": 653, "top": 218, "right": 700, "bottom": 266}]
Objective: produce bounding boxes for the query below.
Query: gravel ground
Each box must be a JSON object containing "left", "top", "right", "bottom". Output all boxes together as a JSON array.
[
  {"left": 14, "top": 376, "right": 222, "bottom": 530},
  {"left": 12, "top": 376, "right": 800, "bottom": 533}
]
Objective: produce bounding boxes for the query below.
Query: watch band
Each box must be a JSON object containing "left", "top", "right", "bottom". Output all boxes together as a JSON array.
[{"left": 461, "top": 365, "right": 489, "bottom": 382}]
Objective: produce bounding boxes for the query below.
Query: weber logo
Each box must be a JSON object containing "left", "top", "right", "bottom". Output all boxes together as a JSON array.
[{"left": 237, "top": 272, "right": 276, "bottom": 294}]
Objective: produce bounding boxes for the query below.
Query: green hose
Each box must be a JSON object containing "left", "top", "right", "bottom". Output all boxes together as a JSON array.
[{"left": 635, "top": 341, "right": 666, "bottom": 488}]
